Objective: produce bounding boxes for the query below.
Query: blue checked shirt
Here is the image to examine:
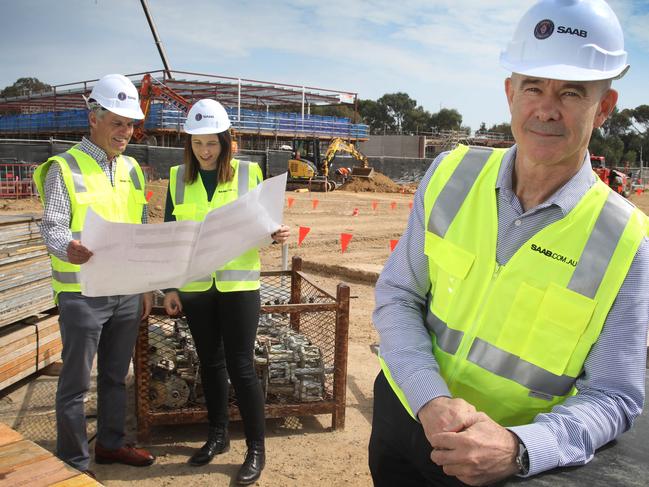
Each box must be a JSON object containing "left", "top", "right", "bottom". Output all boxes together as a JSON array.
[
  {"left": 40, "top": 137, "right": 148, "bottom": 261},
  {"left": 374, "top": 145, "right": 648, "bottom": 477}
]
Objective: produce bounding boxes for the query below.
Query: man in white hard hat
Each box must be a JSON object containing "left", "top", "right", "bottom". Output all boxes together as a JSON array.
[
  {"left": 370, "top": 1, "right": 648, "bottom": 485},
  {"left": 34, "top": 74, "right": 155, "bottom": 477}
]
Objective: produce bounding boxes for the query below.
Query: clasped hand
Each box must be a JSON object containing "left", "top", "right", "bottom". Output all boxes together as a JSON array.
[{"left": 419, "top": 397, "right": 519, "bottom": 486}]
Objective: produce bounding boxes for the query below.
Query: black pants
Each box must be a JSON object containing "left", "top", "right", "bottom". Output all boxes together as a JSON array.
[
  {"left": 369, "top": 371, "right": 467, "bottom": 487},
  {"left": 180, "top": 286, "right": 264, "bottom": 443}
]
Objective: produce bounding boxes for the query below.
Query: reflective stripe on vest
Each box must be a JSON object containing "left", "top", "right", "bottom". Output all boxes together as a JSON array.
[
  {"left": 122, "top": 156, "right": 143, "bottom": 191},
  {"left": 568, "top": 191, "right": 633, "bottom": 299},
  {"left": 175, "top": 165, "right": 186, "bottom": 204},
  {"left": 58, "top": 151, "right": 87, "bottom": 193},
  {"left": 215, "top": 269, "right": 260, "bottom": 281},
  {"left": 428, "top": 147, "right": 494, "bottom": 237},
  {"left": 423, "top": 148, "right": 635, "bottom": 398},
  {"left": 425, "top": 303, "right": 462, "bottom": 355},
  {"left": 59, "top": 151, "right": 143, "bottom": 193},
  {"left": 52, "top": 269, "right": 81, "bottom": 284},
  {"left": 175, "top": 162, "right": 251, "bottom": 205}
]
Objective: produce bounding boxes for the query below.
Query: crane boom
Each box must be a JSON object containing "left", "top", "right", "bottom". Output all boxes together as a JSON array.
[{"left": 140, "top": 0, "right": 172, "bottom": 79}]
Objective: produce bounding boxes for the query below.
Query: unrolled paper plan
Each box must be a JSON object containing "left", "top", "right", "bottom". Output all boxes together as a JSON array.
[{"left": 79, "top": 172, "right": 287, "bottom": 296}]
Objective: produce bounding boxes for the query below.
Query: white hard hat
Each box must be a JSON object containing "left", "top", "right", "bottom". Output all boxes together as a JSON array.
[
  {"left": 183, "top": 99, "right": 231, "bottom": 134},
  {"left": 500, "top": 0, "right": 629, "bottom": 81},
  {"left": 85, "top": 74, "right": 145, "bottom": 120}
]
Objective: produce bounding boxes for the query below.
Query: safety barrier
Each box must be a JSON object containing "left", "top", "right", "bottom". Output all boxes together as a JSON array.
[{"left": 0, "top": 163, "right": 38, "bottom": 198}]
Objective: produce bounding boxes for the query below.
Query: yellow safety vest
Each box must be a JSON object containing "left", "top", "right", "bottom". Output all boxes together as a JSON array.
[
  {"left": 381, "top": 145, "right": 648, "bottom": 426},
  {"left": 33, "top": 146, "right": 146, "bottom": 300},
  {"left": 169, "top": 159, "right": 263, "bottom": 292}
]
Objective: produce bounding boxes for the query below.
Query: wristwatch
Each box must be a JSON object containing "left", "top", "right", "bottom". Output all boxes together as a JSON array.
[{"left": 515, "top": 439, "right": 530, "bottom": 475}]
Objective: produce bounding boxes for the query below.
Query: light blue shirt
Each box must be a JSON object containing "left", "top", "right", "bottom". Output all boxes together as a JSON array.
[{"left": 373, "top": 145, "right": 648, "bottom": 476}]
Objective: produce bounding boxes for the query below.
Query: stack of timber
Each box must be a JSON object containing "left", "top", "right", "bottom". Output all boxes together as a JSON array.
[
  {"left": 0, "top": 215, "right": 59, "bottom": 391},
  {"left": 0, "top": 215, "right": 54, "bottom": 328},
  {"left": 0, "top": 423, "right": 102, "bottom": 486},
  {"left": 0, "top": 313, "right": 62, "bottom": 391}
]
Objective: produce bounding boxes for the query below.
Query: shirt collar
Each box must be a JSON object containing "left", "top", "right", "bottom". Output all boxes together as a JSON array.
[
  {"left": 495, "top": 145, "right": 596, "bottom": 215},
  {"left": 78, "top": 136, "right": 115, "bottom": 165}
]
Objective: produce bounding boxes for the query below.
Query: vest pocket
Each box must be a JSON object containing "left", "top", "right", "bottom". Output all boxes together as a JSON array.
[
  {"left": 425, "top": 233, "right": 475, "bottom": 322},
  {"left": 520, "top": 283, "right": 596, "bottom": 376}
]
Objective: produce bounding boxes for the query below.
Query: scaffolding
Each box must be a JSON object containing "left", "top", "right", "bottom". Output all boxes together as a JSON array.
[{"left": 0, "top": 70, "right": 369, "bottom": 144}]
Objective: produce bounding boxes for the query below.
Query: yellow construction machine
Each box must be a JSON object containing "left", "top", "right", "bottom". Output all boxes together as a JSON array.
[{"left": 287, "top": 138, "right": 373, "bottom": 191}]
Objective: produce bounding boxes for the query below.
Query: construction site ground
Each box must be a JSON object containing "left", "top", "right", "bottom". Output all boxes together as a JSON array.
[{"left": 1, "top": 178, "right": 649, "bottom": 486}]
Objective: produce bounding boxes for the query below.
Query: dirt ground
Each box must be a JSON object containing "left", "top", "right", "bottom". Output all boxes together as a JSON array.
[
  {"left": 0, "top": 178, "right": 416, "bottom": 487},
  {"left": 2, "top": 181, "right": 649, "bottom": 486}
]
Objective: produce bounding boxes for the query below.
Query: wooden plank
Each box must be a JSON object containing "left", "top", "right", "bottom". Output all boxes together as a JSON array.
[
  {"left": 0, "top": 455, "right": 81, "bottom": 486},
  {"left": 0, "top": 345, "right": 62, "bottom": 391},
  {"left": 50, "top": 473, "right": 103, "bottom": 486},
  {"left": 0, "top": 332, "right": 60, "bottom": 367},
  {"left": 0, "top": 423, "right": 22, "bottom": 447},
  {"left": 0, "top": 339, "right": 63, "bottom": 380},
  {"left": 0, "top": 439, "right": 51, "bottom": 473}
]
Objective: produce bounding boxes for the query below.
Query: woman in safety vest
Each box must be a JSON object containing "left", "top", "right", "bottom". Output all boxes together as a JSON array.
[{"left": 162, "top": 99, "right": 289, "bottom": 485}]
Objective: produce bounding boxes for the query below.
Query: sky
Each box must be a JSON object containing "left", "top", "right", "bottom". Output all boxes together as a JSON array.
[{"left": 1, "top": 0, "right": 648, "bottom": 132}]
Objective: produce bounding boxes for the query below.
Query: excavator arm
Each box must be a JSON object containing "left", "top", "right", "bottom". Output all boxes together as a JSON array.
[
  {"left": 322, "top": 138, "right": 372, "bottom": 178},
  {"left": 133, "top": 73, "right": 191, "bottom": 141}
]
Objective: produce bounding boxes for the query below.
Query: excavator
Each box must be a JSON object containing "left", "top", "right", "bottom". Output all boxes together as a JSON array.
[{"left": 287, "top": 137, "right": 374, "bottom": 191}]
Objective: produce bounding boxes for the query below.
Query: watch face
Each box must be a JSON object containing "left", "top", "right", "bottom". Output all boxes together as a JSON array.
[{"left": 517, "top": 441, "right": 529, "bottom": 474}]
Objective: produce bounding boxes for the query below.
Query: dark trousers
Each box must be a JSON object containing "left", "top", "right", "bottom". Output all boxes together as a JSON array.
[
  {"left": 369, "top": 371, "right": 467, "bottom": 487},
  {"left": 56, "top": 292, "right": 141, "bottom": 471},
  {"left": 180, "top": 286, "right": 265, "bottom": 443}
]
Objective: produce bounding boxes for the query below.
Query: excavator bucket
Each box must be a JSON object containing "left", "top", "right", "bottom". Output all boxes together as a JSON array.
[{"left": 350, "top": 166, "right": 374, "bottom": 179}]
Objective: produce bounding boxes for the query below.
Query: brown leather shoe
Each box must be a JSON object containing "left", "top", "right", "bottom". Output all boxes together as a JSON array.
[{"left": 95, "top": 443, "right": 155, "bottom": 467}]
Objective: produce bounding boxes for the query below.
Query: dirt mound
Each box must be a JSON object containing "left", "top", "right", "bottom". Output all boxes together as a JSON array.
[
  {"left": 0, "top": 197, "right": 43, "bottom": 215},
  {"left": 339, "top": 171, "right": 405, "bottom": 193}
]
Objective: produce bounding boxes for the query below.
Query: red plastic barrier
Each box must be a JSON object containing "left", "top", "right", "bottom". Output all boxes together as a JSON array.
[{"left": 0, "top": 163, "right": 39, "bottom": 198}]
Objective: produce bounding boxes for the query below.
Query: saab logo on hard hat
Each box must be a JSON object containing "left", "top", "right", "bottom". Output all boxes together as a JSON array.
[
  {"left": 534, "top": 19, "right": 554, "bottom": 40},
  {"left": 195, "top": 113, "right": 215, "bottom": 121},
  {"left": 557, "top": 26, "right": 587, "bottom": 38},
  {"left": 117, "top": 92, "right": 127, "bottom": 101}
]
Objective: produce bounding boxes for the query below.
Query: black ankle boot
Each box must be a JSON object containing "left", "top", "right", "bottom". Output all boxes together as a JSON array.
[
  {"left": 236, "top": 440, "right": 265, "bottom": 485},
  {"left": 188, "top": 425, "right": 230, "bottom": 466}
]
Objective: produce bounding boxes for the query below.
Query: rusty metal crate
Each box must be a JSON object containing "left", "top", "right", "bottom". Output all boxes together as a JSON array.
[{"left": 134, "top": 256, "right": 350, "bottom": 441}]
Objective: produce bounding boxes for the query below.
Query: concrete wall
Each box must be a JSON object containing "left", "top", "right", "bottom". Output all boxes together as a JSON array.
[
  {"left": 0, "top": 141, "right": 433, "bottom": 183},
  {"left": 359, "top": 135, "right": 424, "bottom": 158}
]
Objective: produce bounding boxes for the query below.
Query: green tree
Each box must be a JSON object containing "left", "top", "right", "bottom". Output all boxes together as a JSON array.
[
  {"left": 358, "top": 99, "right": 393, "bottom": 134},
  {"left": 310, "top": 104, "right": 357, "bottom": 122},
  {"left": 377, "top": 92, "right": 417, "bottom": 134},
  {"left": 430, "top": 108, "right": 462, "bottom": 131},
  {"left": 601, "top": 107, "right": 632, "bottom": 136},
  {"left": 622, "top": 150, "right": 637, "bottom": 164},
  {"left": 402, "top": 106, "right": 433, "bottom": 134},
  {"left": 633, "top": 105, "right": 649, "bottom": 130},
  {"left": 488, "top": 122, "right": 513, "bottom": 138},
  {"left": 589, "top": 131, "right": 624, "bottom": 164},
  {"left": 1, "top": 77, "right": 51, "bottom": 97}
]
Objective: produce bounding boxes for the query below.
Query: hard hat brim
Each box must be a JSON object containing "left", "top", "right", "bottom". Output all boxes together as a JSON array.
[
  {"left": 106, "top": 105, "right": 146, "bottom": 120},
  {"left": 183, "top": 123, "right": 231, "bottom": 135},
  {"left": 501, "top": 58, "right": 630, "bottom": 82}
]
